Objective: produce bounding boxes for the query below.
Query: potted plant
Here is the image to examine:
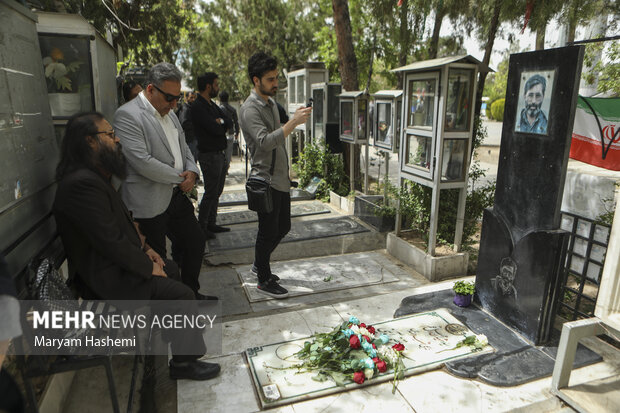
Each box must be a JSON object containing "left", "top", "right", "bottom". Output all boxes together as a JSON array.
[
  {"left": 452, "top": 280, "right": 475, "bottom": 307},
  {"left": 43, "top": 47, "right": 84, "bottom": 117}
]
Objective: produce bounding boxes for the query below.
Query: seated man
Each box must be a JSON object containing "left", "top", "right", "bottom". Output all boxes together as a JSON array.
[{"left": 53, "top": 112, "right": 219, "bottom": 381}]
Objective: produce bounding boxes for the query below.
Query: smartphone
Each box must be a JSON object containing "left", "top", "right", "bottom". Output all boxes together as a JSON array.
[{"left": 306, "top": 98, "right": 313, "bottom": 108}]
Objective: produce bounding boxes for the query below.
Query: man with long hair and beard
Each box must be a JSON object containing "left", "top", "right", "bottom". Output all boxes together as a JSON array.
[{"left": 53, "top": 112, "right": 220, "bottom": 381}]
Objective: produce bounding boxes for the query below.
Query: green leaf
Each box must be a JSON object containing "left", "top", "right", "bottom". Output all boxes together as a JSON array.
[
  {"left": 311, "top": 373, "right": 328, "bottom": 382},
  {"left": 310, "top": 343, "right": 319, "bottom": 352},
  {"left": 328, "top": 371, "right": 348, "bottom": 387},
  {"left": 323, "top": 275, "right": 332, "bottom": 282}
]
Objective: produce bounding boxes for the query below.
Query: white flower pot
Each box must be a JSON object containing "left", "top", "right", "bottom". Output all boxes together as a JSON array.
[{"left": 48, "top": 93, "right": 81, "bottom": 117}]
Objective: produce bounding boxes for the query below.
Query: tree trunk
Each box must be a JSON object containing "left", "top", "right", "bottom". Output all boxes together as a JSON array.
[
  {"left": 535, "top": 26, "right": 546, "bottom": 50},
  {"left": 428, "top": 0, "right": 445, "bottom": 59},
  {"left": 472, "top": 0, "right": 502, "bottom": 156},
  {"left": 397, "top": 0, "right": 409, "bottom": 89},
  {"left": 332, "top": 0, "right": 360, "bottom": 189},
  {"left": 332, "top": 0, "right": 359, "bottom": 91}
]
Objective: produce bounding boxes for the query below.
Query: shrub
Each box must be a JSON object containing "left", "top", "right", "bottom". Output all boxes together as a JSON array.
[
  {"left": 292, "top": 143, "right": 349, "bottom": 200},
  {"left": 490, "top": 98, "right": 505, "bottom": 122},
  {"left": 376, "top": 116, "right": 496, "bottom": 248}
]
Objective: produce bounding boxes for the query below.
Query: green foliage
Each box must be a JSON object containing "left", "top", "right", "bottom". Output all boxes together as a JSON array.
[
  {"left": 378, "top": 164, "right": 495, "bottom": 248},
  {"left": 37, "top": 0, "right": 198, "bottom": 66},
  {"left": 453, "top": 280, "right": 475, "bottom": 296},
  {"left": 483, "top": 56, "right": 509, "bottom": 102},
  {"left": 584, "top": 39, "right": 620, "bottom": 96},
  {"left": 292, "top": 144, "right": 349, "bottom": 200},
  {"left": 490, "top": 98, "right": 505, "bottom": 122}
]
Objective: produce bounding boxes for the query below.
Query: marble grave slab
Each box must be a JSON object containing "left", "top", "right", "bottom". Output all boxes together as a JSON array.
[
  {"left": 216, "top": 201, "right": 330, "bottom": 226},
  {"left": 219, "top": 189, "right": 313, "bottom": 207},
  {"left": 208, "top": 216, "right": 370, "bottom": 252},
  {"left": 245, "top": 308, "right": 494, "bottom": 409},
  {"left": 238, "top": 251, "right": 400, "bottom": 302}
]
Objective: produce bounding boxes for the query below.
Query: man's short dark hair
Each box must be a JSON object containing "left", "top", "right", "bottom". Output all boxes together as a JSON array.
[
  {"left": 56, "top": 112, "right": 104, "bottom": 180},
  {"left": 524, "top": 74, "right": 546, "bottom": 96},
  {"left": 122, "top": 79, "right": 139, "bottom": 102},
  {"left": 146, "top": 63, "right": 182, "bottom": 87},
  {"left": 248, "top": 52, "right": 277, "bottom": 84},
  {"left": 220, "top": 91, "right": 229, "bottom": 102},
  {"left": 197, "top": 72, "right": 218, "bottom": 92}
]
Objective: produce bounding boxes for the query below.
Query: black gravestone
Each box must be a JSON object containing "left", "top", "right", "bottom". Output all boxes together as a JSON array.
[
  {"left": 207, "top": 216, "right": 369, "bottom": 251},
  {"left": 476, "top": 46, "right": 584, "bottom": 345},
  {"left": 218, "top": 189, "right": 313, "bottom": 207}
]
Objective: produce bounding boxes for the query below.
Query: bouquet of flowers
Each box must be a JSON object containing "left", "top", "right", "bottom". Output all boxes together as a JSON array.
[{"left": 293, "top": 316, "right": 406, "bottom": 393}]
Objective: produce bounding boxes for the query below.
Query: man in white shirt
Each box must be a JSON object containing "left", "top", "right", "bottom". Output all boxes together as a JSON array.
[{"left": 113, "top": 63, "right": 213, "bottom": 301}]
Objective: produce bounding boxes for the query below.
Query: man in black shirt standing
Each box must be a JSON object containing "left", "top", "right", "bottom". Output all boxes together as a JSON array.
[{"left": 191, "top": 72, "right": 232, "bottom": 238}]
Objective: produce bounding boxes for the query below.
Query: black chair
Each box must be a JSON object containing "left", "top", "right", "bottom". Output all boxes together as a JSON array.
[{"left": 15, "top": 255, "right": 143, "bottom": 413}]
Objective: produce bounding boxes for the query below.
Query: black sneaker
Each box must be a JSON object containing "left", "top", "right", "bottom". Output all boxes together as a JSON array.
[
  {"left": 251, "top": 265, "right": 280, "bottom": 281},
  {"left": 256, "top": 279, "right": 289, "bottom": 299},
  {"left": 207, "top": 224, "right": 230, "bottom": 233}
]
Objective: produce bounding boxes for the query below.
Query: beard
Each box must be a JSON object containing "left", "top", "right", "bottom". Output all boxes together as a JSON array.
[
  {"left": 98, "top": 143, "right": 127, "bottom": 180},
  {"left": 258, "top": 82, "right": 277, "bottom": 97},
  {"left": 209, "top": 88, "right": 219, "bottom": 98},
  {"left": 526, "top": 102, "right": 541, "bottom": 118}
]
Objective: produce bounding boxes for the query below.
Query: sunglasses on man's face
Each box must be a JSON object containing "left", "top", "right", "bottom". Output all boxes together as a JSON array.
[{"left": 152, "top": 84, "right": 182, "bottom": 102}]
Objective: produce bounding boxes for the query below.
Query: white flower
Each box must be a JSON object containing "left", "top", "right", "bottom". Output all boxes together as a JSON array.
[
  {"left": 351, "top": 325, "right": 360, "bottom": 335},
  {"left": 364, "top": 368, "right": 374, "bottom": 379},
  {"left": 378, "top": 347, "right": 398, "bottom": 365},
  {"left": 476, "top": 334, "right": 488, "bottom": 347},
  {"left": 45, "top": 62, "right": 68, "bottom": 79},
  {"left": 358, "top": 327, "right": 375, "bottom": 339}
]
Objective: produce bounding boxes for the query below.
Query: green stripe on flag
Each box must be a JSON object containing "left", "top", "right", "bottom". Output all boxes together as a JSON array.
[{"left": 576, "top": 97, "right": 620, "bottom": 121}]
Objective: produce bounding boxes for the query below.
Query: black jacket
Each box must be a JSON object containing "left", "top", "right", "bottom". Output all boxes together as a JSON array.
[
  {"left": 190, "top": 94, "right": 231, "bottom": 152},
  {"left": 53, "top": 168, "right": 154, "bottom": 300}
]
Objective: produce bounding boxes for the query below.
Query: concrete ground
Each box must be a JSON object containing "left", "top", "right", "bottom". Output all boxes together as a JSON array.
[{"left": 57, "top": 131, "right": 620, "bottom": 413}]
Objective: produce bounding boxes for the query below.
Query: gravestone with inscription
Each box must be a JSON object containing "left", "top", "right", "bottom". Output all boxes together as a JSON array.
[{"left": 476, "top": 46, "right": 584, "bottom": 345}]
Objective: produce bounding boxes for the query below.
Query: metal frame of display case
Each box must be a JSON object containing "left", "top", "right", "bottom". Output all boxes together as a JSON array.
[
  {"left": 35, "top": 12, "right": 118, "bottom": 127},
  {"left": 372, "top": 90, "right": 403, "bottom": 200},
  {"left": 311, "top": 82, "right": 341, "bottom": 147},
  {"left": 287, "top": 63, "right": 328, "bottom": 163},
  {"left": 393, "top": 55, "right": 486, "bottom": 255},
  {"left": 372, "top": 90, "right": 403, "bottom": 154},
  {"left": 339, "top": 90, "right": 370, "bottom": 193}
]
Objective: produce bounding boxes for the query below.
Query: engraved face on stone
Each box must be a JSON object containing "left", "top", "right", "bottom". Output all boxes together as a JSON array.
[{"left": 491, "top": 257, "right": 518, "bottom": 300}]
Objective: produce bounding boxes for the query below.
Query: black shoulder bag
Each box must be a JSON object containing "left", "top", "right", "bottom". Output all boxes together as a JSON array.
[{"left": 245, "top": 148, "right": 276, "bottom": 213}]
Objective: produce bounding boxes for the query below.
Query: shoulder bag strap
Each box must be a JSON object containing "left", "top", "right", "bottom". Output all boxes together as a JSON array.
[{"left": 269, "top": 148, "right": 276, "bottom": 176}]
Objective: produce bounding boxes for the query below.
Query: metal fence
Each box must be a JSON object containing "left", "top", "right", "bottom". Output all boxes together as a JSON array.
[{"left": 557, "top": 212, "right": 610, "bottom": 321}]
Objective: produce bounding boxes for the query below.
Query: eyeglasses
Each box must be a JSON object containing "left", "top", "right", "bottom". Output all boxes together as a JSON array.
[
  {"left": 152, "top": 84, "right": 182, "bottom": 102},
  {"left": 96, "top": 130, "right": 116, "bottom": 139}
]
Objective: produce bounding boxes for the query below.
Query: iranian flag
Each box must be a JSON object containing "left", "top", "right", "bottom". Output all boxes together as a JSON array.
[{"left": 570, "top": 96, "right": 620, "bottom": 170}]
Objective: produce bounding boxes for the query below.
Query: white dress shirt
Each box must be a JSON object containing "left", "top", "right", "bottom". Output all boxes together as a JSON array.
[{"left": 139, "top": 91, "right": 183, "bottom": 170}]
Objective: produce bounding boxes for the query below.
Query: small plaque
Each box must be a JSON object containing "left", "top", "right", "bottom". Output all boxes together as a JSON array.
[
  {"left": 262, "top": 384, "right": 281, "bottom": 401},
  {"left": 445, "top": 323, "right": 468, "bottom": 335}
]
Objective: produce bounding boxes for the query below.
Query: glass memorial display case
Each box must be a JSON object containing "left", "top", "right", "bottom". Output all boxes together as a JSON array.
[
  {"left": 392, "top": 55, "right": 485, "bottom": 254},
  {"left": 372, "top": 90, "right": 403, "bottom": 153},
  {"left": 36, "top": 12, "right": 117, "bottom": 126},
  {"left": 339, "top": 90, "right": 368, "bottom": 144},
  {"left": 311, "top": 82, "right": 341, "bottom": 146}
]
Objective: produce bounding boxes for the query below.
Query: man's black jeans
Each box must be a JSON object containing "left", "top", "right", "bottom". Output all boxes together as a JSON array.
[
  {"left": 198, "top": 151, "right": 227, "bottom": 227},
  {"left": 254, "top": 188, "right": 291, "bottom": 282}
]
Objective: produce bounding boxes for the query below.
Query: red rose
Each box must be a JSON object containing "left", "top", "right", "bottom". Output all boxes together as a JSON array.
[
  {"left": 349, "top": 335, "right": 361, "bottom": 349},
  {"left": 363, "top": 335, "right": 371, "bottom": 342},
  {"left": 372, "top": 343, "right": 377, "bottom": 349},
  {"left": 360, "top": 323, "right": 366, "bottom": 328},
  {"left": 367, "top": 326, "right": 376, "bottom": 334},
  {"left": 353, "top": 371, "right": 365, "bottom": 384},
  {"left": 392, "top": 343, "right": 405, "bottom": 352},
  {"left": 372, "top": 357, "right": 380, "bottom": 363},
  {"left": 376, "top": 360, "right": 387, "bottom": 373}
]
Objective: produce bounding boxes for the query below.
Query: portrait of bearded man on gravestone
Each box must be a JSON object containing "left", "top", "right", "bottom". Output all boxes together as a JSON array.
[{"left": 515, "top": 71, "right": 554, "bottom": 135}]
